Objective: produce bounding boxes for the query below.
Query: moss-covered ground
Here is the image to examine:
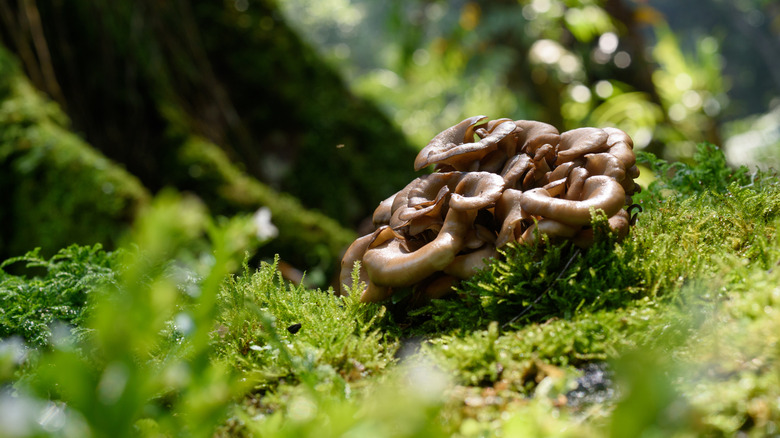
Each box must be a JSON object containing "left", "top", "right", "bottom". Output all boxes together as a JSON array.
[{"left": 1, "top": 144, "right": 779, "bottom": 437}]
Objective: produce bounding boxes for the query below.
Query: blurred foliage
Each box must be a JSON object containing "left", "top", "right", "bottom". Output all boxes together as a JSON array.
[
  {"left": 724, "top": 103, "right": 780, "bottom": 169},
  {"left": 650, "top": 0, "right": 780, "bottom": 119},
  {"left": 638, "top": 142, "right": 752, "bottom": 196},
  {"left": 0, "top": 47, "right": 149, "bottom": 258},
  {"left": 3, "top": 193, "right": 265, "bottom": 437},
  {"left": 279, "top": 0, "right": 779, "bottom": 164},
  {"left": 3, "top": 0, "right": 778, "bottom": 276}
]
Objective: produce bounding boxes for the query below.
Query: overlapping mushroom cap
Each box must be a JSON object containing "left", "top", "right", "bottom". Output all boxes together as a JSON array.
[{"left": 341, "top": 116, "right": 641, "bottom": 303}]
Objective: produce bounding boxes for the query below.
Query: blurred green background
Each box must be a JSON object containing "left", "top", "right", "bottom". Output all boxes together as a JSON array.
[{"left": 1, "top": 0, "right": 778, "bottom": 281}]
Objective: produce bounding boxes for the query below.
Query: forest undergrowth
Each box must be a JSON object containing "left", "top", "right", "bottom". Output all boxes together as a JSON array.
[{"left": 1, "top": 144, "right": 779, "bottom": 437}]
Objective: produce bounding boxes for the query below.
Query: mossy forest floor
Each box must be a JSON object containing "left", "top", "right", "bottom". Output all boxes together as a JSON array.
[{"left": 2, "top": 144, "right": 780, "bottom": 437}]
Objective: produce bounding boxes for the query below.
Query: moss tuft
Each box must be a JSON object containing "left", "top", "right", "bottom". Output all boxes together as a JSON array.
[{"left": 0, "top": 47, "right": 149, "bottom": 258}]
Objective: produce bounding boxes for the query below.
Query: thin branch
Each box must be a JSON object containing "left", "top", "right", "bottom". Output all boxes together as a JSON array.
[
  {"left": 502, "top": 248, "right": 581, "bottom": 329},
  {"left": 0, "top": 0, "right": 45, "bottom": 87},
  {"left": 24, "top": 0, "right": 65, "bottom": 105},
  {"left": 21, "top": 0, "right": 65, "bottom": 106}
]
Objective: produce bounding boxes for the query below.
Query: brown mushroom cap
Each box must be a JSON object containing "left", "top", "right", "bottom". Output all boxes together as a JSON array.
[
  {"left": 406, "top": 172, "right": 462, "bottom": 206},
  {"left": 604, "top": 129, "right": 636, "bottom": 169},
  {"left": 542, "top": 178, "right": 567, "bottom": 198},
  {"left": 389, "top": 173, "right": 459, "bottom": 229},
  {"left": 478, "top": 149, "right": 510, "bottom": 174},
  {"left": 520, "top": 218, "right": 579, "bottom": 244},
  {"left": 339, "top": 225, "right": 399, "bottom": 296},
  {"left": 547, "top": 160, "right": 576, "bottom": 182},
  {"left": 400, "top": 186, "right": 450, "bottom": 235},
  {"left": 414, "top": 116, "right": 488, "bottom": 171},
  {"left": 486, "top": 118, "right": 514, "bottom": 132},
  {"left": 415, "top": 120, "right": 516, "bottom": 171},
  {"left": 449, "top": 171, "right": 506, "bottom": 211},
  {"left": 373, "top": 192, "right": 398, "bottom": 228},
  {"left": 443, "top": 244, "right": 498, "bottom": 279},
  {"left": 584, "top": 152, "right": 626, "bottom": 182},
  {"left": 515, "top": 120, "right": 560, "bottom": 155},
  {"left": 556, "top": 128, "right": 609, "bottom": 164},
  {"left": 521, "top": 175, "right": 626, "bottom": 226},
  {"left": 362, "top": 208, "right": 474, "bottom": 287},
  {"left": 500, "top": 154, "right": 533, "bottom": 189}
]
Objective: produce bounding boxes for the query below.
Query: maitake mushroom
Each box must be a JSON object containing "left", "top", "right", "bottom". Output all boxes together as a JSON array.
[{"left": 340, "top": 116, "right": 641, "bottom": 303}]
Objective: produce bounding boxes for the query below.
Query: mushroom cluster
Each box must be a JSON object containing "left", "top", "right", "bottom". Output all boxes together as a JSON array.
[{"left": 340, "top": 116, "right": 640, "bottom": 303}]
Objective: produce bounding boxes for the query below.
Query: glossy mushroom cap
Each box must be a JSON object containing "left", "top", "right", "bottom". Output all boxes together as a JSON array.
[{"left": 415, "top": 119, "right": 515, "bottom": 171}]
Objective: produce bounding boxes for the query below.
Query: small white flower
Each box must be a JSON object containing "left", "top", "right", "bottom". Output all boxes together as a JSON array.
[{"left": 252, "top": 207, "right": 279, "bottom": 241}]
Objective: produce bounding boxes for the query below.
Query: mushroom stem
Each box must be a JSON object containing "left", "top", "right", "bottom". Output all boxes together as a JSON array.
[
  {"left": 571, "top": 209, "right": 631, "bottom": 248},
  {"left": 339, "top": 230, "right": 383, "bottom": 296},
  {"left": 360, "top": 281, "right": 392, "bottom": 303},
  {"left": 521, "top": 218, "right": 580, "bottom": 243},
  {"left": 495, "top": 188, "right": 529, "bottom": 247},
  {"left": 443, "top": 244, "right": 498, "bottom": 279}
]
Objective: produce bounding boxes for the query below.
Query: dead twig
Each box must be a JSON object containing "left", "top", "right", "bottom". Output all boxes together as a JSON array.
[{"left": 502, "top": 248, "right": 581, "bottom": 329}]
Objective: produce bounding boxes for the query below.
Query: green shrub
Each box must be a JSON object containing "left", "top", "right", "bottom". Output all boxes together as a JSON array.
[
  {"left": 637, "top": 142, "right": 753, "bottom": 197},
  {"left": 3, "top": 193, "right": 263, "bottom": 437}
]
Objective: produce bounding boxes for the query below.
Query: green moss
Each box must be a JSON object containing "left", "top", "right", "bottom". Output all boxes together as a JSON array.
[
  {"left": 0, "top": 244, "right": 117, "bottom": 348},
  {"left": 0, "top": 47, "right": 149, "bottom": 258},
  {"left": 213, "top": 257, "right": 397, "bottom": 393}
]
